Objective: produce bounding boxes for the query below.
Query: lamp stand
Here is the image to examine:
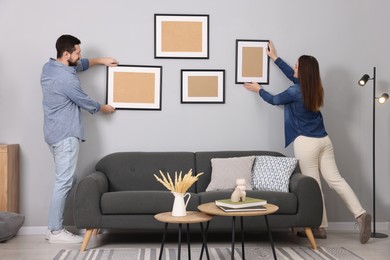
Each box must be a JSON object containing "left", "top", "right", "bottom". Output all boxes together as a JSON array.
[{"left": 371, "top": 67, "right": 388, "bottom": 238}]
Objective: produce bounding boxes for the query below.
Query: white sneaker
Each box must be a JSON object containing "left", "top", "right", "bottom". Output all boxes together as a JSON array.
[
  {"left": 45, "top": 229, "right": 51, "bottom": 240},
  {"left": 48, "top": 229, "right": 83, "bottom": 244}
]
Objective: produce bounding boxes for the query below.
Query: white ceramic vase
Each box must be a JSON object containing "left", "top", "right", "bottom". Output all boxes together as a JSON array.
[{"left": 171, "top": 192, "right": 191, "bottom": 217}]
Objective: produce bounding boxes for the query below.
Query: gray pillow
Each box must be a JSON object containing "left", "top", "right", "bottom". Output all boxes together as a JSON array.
[
  {"left": 206, "top": 156, "right": 255, "bottom": 191},
  {"left": 251, "top": 156, "right": 298, "bottom": 192},
  {"left": 0, "top": 212, "right": 25, "bottom": 242}
]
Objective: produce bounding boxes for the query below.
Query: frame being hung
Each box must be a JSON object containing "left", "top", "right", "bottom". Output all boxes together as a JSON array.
[
  {"left": 235, "top": 39, "right": 270, "bottom": 84},
  {"left": 155, "top": 14, "right": 209, "bottom": 59},
  {"left": 106, "top": 65, "right": 162, "bottom": 110}
]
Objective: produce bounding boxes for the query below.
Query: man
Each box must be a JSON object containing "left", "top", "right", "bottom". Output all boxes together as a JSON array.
[{"left": 40, "top": 35, "right": 117, "bottom": 243}]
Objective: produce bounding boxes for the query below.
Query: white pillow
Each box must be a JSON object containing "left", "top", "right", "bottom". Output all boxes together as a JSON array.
[
  {"left": 206, "top": 156, "right": 255, "bottom": 191},
  {"left": 251, "top": 156, "right": 298, "bottom": 193}
]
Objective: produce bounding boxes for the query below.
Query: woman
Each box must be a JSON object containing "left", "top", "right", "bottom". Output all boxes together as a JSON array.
[{"left": 243, "top": 41, "right": 371, "bottom": 244}]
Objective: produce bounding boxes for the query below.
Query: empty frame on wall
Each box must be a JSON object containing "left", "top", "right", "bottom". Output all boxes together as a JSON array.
[
  {"left": 155, "top": 14, "right": 209, "bottom": 59},
  {"left": 181, "top": 70, "right": 225, "bottom": 103},
  {"left": 235, "top": 40, "right": 270, "bottom": 84},
  {"left": 106, "top": 65, "right": 162, "bottom": 110}
]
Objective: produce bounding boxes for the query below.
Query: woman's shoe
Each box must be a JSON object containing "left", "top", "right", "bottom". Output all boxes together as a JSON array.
[
  {"left": 297, "top": 227, "right": 327, "bottom": 239},
  {"left": 356, "top": 213, "right": 371, "bottom": 244}
]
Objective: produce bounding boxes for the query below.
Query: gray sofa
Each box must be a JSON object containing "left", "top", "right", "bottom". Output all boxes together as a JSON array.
[{"left": 74, "top": 151, "right": 323, "bottom": 251}]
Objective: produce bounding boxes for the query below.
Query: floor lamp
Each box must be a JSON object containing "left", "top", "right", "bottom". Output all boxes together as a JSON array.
[{"left": 358, "top": 66, "right": 389, "bottom": 238}]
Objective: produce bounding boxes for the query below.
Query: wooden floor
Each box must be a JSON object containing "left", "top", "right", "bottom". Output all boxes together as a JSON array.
[{"left": 1, "top": 229, "right": 389, "bottom": 259}]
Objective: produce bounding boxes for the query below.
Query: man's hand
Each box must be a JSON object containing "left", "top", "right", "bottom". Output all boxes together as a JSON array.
[
  {"left": 243, "top": 82, "right": 261, "bottom": 93},
  {"left": 89, "top": 58, "right": 118, "bottom": 67},
  {"left": 101, "top": 58, "right": 118, "bottom": 67},
  {"left": 100, "top": 104, "right": 116, "bottom": 114}
]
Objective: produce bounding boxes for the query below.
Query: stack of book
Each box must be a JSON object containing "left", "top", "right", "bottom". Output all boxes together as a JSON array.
[{"left": 215, "top": 197, "right": 267, "bottom": 212}]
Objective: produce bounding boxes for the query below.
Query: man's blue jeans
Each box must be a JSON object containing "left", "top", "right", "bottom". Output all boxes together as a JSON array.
[{"left": 48, "top": 137, "right": 80, "bottom": 231}]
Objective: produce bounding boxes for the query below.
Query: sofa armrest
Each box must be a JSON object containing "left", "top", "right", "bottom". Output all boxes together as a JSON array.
[
  {"left": 289, "top": 173, "right": 323, "bottom": 227},
  {"left": 74, "top": 171, "right": 108, "bottom": 229}
]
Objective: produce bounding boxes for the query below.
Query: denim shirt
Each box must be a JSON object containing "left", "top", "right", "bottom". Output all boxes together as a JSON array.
[
  {"left": 259, "top": 57, "right": 327, "bottom": 147},
  {"left": 41, "top": 58, "right": 100, "bottom": 145}
]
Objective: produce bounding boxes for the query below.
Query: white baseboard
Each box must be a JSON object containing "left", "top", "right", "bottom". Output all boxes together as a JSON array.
[
  {"left": 17, "top": 222, "right": 390, "bottom": 236},
  {"left": 17, "top": 226, "right": 48, "bottom": 235},
  {"left": 17, "top": 226, "right": 85, "bottom": 235},
  {"left": 327, "top": 221, "right": 389, "bottom": 232}
]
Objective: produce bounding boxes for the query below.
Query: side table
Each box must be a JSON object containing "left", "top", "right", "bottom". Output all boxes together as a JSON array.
[
  {"left": 198, "top": 202, "right": 279, "bottom": 260},
  {"left": 154, "top": 211, "right": 212, "bottom": 260}
]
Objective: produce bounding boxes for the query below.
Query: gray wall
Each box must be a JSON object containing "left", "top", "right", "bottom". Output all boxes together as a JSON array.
[{"left": 1, "top": 0, "right": 389, "bottom": 228}]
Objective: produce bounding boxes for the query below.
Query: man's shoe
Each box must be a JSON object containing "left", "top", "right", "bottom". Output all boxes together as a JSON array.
[
  {"left": 45, "top": 229, "right": 50, "bottom": 240},
  {"left": 48, "top": 229, "right": 83, "bottom": 244},
  {"left": 297, "top": 227, "right": 327, "bottom": 239},
  {"left": 356, "top": 213, "right": 371, "bottom": 244}
]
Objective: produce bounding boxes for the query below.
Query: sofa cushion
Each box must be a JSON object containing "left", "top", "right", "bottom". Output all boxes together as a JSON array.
[
  {"left": 101, "top": 191, "right": 199, "bottom": 214},
  {"left": 198, "top": 190, "right": 297, "bottom": 214},
  {"left": 195, "top": 151, "right": 290, "bottom": 192},
  {"left": 252, "top": 156, "right": 298, "bottom": 192},
  {"left": 96, "top": 152, "right": 196, "bottom": 192},
  {"left": 206, "top": 156, "right": 255, "bottom": 191}
]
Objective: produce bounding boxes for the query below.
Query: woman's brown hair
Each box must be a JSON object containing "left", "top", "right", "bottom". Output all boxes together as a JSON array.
[{"left": 298, "top": 55, "right": 324, "bottom": 112}]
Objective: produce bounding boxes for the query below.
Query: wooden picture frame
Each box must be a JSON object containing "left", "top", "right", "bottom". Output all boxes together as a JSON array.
[
  {"left": 106, "top": 65, "right": 162, "bottom": 110},
  {"left": 235, "top": 39, "right": 270, "bottom": 84},
  {"left": 181, "top": 70, "right": 225, "bottom": 103},
  {"left": 155, "top": 14, "right": 209, "bottom": 59}
]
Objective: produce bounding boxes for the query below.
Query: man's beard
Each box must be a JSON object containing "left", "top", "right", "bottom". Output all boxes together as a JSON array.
[{"left": 68, "top": 59, "right": 79, "bottom": 66}]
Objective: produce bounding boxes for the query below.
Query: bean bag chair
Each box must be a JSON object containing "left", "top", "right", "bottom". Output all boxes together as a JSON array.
[{"left": 0, "top": 212, "right": 25, "bottom": 242}]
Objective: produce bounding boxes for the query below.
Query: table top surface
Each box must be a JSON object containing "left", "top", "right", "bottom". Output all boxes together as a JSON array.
[
  {"left": 154, "top": 211, "right": 212, "bottom": 224},
  {"left": 198, "top": 202, "right": 279, "bottom": 217}
]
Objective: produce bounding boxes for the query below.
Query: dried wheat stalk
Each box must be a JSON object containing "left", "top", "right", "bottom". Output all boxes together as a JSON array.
[{"left": 154, "top": 169, "right": 203, "bottom": 193}]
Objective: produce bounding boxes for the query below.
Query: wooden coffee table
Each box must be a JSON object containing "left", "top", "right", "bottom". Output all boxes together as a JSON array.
[
  {"left": 198, "top": 202, "right": 279, "bottom": 260},
  {"left": 154, "top": 211, "right": 212, "bottom": 260}
]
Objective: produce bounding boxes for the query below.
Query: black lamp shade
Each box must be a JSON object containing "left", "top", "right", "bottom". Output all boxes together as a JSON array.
[{"left": 358, "top": 74, "right": 370, "bottom": 86}]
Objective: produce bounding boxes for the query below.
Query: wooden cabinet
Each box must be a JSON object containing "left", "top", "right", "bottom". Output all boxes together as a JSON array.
[{"left": 0, "top": 144, "right": 19, "bottom": 212}]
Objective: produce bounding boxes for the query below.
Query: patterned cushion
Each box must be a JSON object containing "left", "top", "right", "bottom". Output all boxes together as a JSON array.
[{"left": 251, "top": 156, "right": 298, "bottom": 192}]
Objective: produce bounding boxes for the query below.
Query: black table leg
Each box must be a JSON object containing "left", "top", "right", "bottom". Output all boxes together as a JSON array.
[
  {"left": 240, "top": 216, "right": 245, "bottom": 259},
  {"left": 264, "top": 215, "right": 277, "bottom": 260},
  {"left": 231, "top": 216, "right": 236, "bottom": 260},
  {"left": 187, "top": 224, "right": 191, "bottom": 260},
  {"left": 178, "top": 223, "right": 182, "bottom": 260},
  {"left": 200, "top": 222, "right": 210, "bottom": 260},
  {"left": 159, "top": 223, "right": 168, "bottom": 260}
]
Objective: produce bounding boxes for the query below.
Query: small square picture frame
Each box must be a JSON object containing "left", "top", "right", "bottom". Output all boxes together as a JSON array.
[
  {"left": 155, "top": 14, "right": 209, "bottom": 59},
  {"left": 181, "top": 69, "right": 225, "bottom": 103},
  {"left": 106, "top": 65, "right": 162, "bottom": 110},
  {"left": 235, "top": 39, "right": 270, "bottom": 84}
]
